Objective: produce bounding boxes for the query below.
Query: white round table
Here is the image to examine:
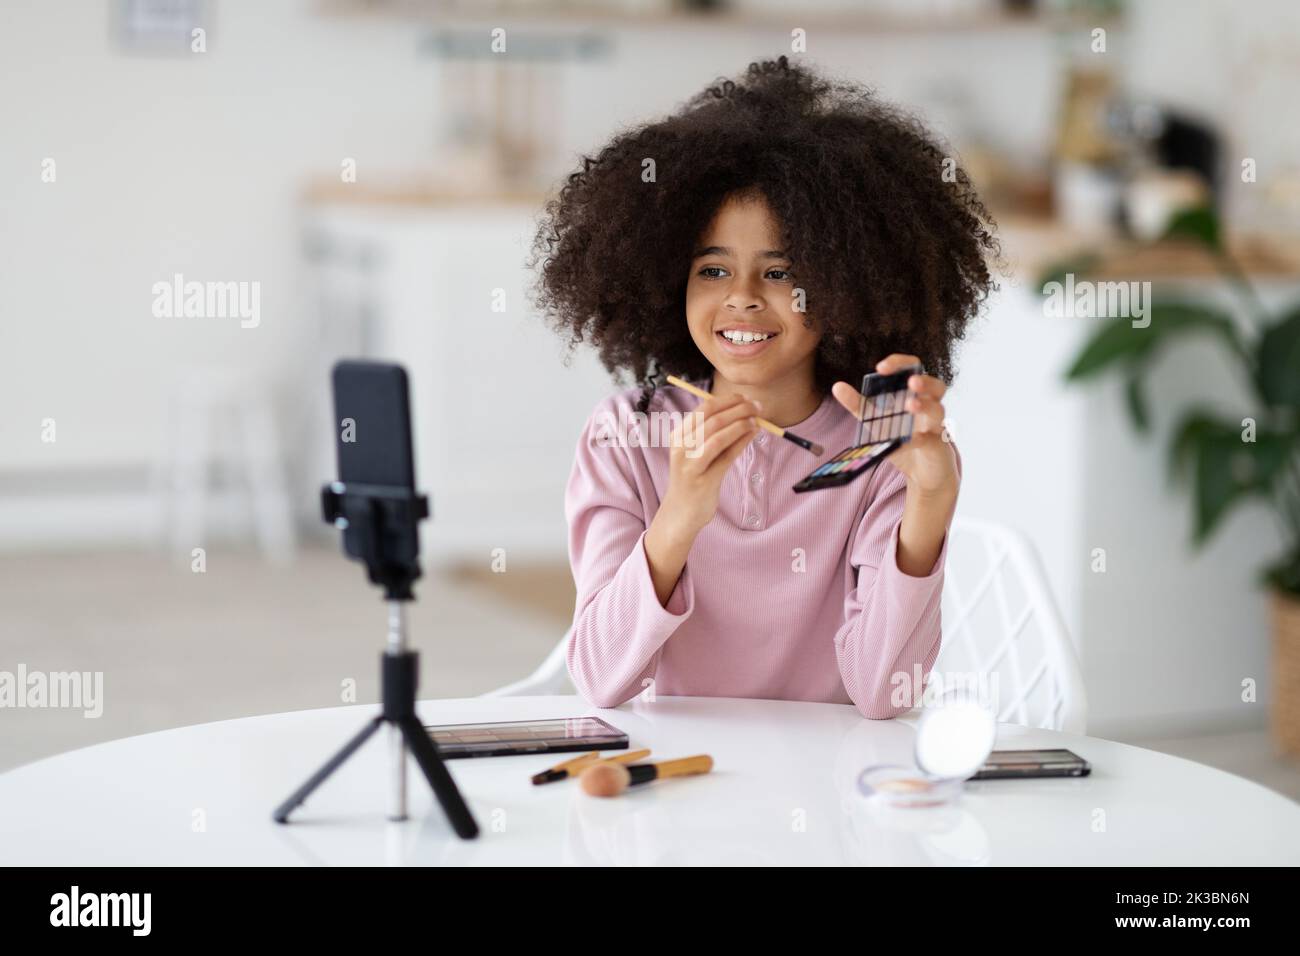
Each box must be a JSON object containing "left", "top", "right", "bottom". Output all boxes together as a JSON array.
[{"left": 3, "top": 695, "right": 1298, "bottom": 865}]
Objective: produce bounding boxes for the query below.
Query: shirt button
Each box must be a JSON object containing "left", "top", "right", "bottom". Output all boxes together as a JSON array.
[
  {"left": 756, "top": 434, "right": 766, "bottom": 445},
  {"left": 750, "top": 473, "right": 762, "bottom": 484},
  {"left": 746, "top": 514, "right": 760, "bottom": 527}
]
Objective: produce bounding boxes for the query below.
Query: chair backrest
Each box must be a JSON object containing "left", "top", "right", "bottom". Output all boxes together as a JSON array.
[
  {"left": 481, "top": 626, "right": 573, "bottom": 698},
  {"left": 934, "top": 517, "right": 1087, "bottom": 734}
]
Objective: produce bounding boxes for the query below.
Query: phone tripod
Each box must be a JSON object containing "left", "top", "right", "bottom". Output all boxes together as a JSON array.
[{"left": 271, "top": 480, "right": 478, "bottom": 839}]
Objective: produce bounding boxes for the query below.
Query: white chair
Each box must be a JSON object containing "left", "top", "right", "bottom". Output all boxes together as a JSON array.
[
  {"left": 935, "top": 517, "right": 1087, "bottom": 734},
  {"left": 151, "top": 366, "right": 297, "bottom": 565},
  {"left": 482, "top": 517, "right": 1087, "bottom": 736},
  {"left": 481, "top": 625, "right": 573, "bottom": 697}
]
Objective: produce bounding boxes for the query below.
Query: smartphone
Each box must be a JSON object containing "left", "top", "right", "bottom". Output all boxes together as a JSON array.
[
  {"left": 333, "top": 360, "right": 416, "bottom": 490},
  {"left": 328, "top": 360, "right": 425, "bottom": 570},
  {"left": 970, "top": 748, "right": 1091, "bottom": 780}
]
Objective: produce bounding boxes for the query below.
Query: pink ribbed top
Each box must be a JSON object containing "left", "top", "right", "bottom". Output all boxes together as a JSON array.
[{"left": 563, "top": 381, "right": 958, "bottom": 718}]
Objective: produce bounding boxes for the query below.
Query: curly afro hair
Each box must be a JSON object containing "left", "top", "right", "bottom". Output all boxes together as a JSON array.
[{"left": 530, "top": 56, "right": 1000, "bottom": 413}]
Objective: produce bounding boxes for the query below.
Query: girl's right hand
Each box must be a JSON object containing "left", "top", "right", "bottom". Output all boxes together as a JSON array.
[{"left": 659, "top": 394, "right": 762, "bottom": 535}]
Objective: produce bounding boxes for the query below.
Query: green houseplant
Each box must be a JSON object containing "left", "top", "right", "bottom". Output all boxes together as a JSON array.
[{"left": 1048, "top": 207, "right": 1300, "bottom": 753}]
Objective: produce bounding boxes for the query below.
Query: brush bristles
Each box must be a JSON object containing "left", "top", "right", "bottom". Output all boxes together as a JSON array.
[{"left": 580, "top": 762, "right": 631, "bottom": 797}]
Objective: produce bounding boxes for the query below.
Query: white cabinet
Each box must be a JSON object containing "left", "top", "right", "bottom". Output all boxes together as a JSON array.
[{"left": 303, "top": 201, "right": 617, "bottom": 568}]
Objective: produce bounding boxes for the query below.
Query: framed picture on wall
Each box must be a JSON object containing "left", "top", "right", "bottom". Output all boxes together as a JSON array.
[{"left": 115, "top": 0, "right": 208, "bottom": 55}]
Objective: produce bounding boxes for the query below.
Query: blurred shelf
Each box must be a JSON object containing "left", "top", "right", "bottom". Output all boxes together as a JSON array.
[
  {"left": 301, "top": 175, "right": 548, "bottom": 207},
  {"left": 1076, "top": 236, "right": 1300, "bottom": 281},
  {"left": 316, "top": 0, "right": 1121, "bottom": 34},
  {"left": 998, "top": 213, "right": 1300, "bottom": 281},
  {"left": 301, "top": 182, "right": 1300, "bottom": 281}
]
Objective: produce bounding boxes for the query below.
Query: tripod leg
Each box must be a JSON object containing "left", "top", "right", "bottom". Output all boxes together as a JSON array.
[
  {"left": 273, "top": 716, "right": 383, "bottom": 823},
  {"left": 400, "top": 716, "right": 479, "bottom": 839}
]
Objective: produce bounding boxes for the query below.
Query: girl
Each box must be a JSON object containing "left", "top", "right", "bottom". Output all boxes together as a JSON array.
[{"left": 531, "top": 57, "right": 997, "bottom": 717}]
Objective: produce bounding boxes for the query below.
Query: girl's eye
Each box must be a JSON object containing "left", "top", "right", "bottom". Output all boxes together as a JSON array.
[{"left": 695, "top": 265, "right": 793, "bottom": 281}]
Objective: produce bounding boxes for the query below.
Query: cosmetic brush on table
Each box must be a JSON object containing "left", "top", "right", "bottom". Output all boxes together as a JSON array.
[
  {"left": 531, "top": 748, "right": 651, "bottom": 786},
  {"left": 579, "top": 755, "right": 714, "bottom": 797}
]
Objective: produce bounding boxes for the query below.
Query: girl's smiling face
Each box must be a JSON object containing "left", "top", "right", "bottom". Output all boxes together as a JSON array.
[{"left": 685, "top": 191, "right": 822, "bottom": 400}]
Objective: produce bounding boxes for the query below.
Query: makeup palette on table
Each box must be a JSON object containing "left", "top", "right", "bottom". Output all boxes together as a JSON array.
[
  {"left": 792, "top": 364, "right": 922, "bottom": 493},
  {"left": 423, "top": 716, "right": 628, "bottom": 759}
]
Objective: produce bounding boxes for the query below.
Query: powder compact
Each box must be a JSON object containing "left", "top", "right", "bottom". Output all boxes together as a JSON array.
[{"left": 856, "top": 692, "right": 997, "bottom": 810}]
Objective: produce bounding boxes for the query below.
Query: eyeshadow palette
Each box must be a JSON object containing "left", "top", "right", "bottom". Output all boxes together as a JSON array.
[
  {"left": 969, "top": 748, "right": 1092, "bottom": 780},
  {"left": 792, "top": 364, "right": 922, "bottom": 493},
  {"left": 423, "top": 716, "right": 628, "bottom": 759}
]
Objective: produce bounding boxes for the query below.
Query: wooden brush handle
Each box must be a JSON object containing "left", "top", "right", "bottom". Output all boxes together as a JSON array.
[
  {"left": 653, "top": 755, "right": 714, "bottom": 779},
  {"left": 665, "top": 375, "right": 784, "bottom": 437},
  {"left": 599, "top": 748, "right": 651, "bottom": 767}
]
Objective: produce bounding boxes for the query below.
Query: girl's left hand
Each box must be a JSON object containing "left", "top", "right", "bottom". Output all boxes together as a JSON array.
[{"left": 831, "top": 353, "right": 959, "bottom": 498}]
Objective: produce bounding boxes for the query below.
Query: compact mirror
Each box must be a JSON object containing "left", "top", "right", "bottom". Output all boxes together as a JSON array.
[
  {"left": 857, "top": 689, "right": 997, "bottom": 810},
  {"left": 914, "top": 692, "right": 997, "bottom": 780}
]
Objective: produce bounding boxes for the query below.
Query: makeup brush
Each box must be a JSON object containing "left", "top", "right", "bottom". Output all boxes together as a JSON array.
[
  {"left": 531, "top": 748, "right": 651, "bottom": 785},
  {"left": 665, "top": 376, "right": 824, "bottom": 456},
  {"left": 579, "top": 755, "right": 714, "bottom": 797}
]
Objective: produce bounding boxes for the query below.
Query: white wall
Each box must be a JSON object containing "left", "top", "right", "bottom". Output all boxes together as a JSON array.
[
  {"left": 0, "top": 0, "right": 437, "bottom": 473},
  {"left": 1077, "top": 283, "right": 1295, "bottom": 736}
]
